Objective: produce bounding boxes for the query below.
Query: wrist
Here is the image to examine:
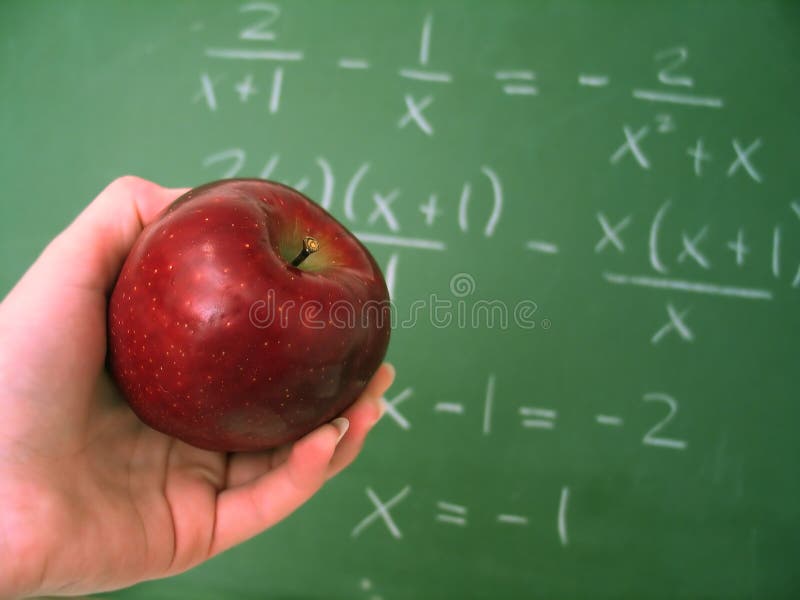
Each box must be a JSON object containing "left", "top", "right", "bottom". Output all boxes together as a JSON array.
[
  {"left": 0, "top": 535, "right": 39, "bottom": 599},
  {"left": 0, "top": 481, "right": 56, "bottom": 599}
]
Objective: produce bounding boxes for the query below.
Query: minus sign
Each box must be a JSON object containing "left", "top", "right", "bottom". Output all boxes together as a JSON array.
[
  {"left": 578, "top": 74, "right": 609, "bottom": 87},
  {"left": 435, "top": 403, "right": 464, "bottom": 414},
  {"left": 503, "top": 84, "right": 538, "bottom": 96},
  {"left": 338, "top": 58, "right": 370, "bottom": 69},
  {"left": 525, "top": 240, "right": 559, "bottom": 254},
  {"left": 497, "top": 514, "right": 529, "bottom": 525},
  {"left": 596, "top": 415, "right": 623, "bottom": 426}
]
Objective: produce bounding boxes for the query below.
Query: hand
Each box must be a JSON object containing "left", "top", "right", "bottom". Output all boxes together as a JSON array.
[{"left": 0, "top": 176, "right": 395, "bottom": 598}]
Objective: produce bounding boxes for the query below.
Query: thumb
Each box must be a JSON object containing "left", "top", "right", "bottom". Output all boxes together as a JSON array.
[
  {"left": 35, "top": 175, "right": 189, "bottom": 294},
  {"left": 1, "top": 175, "right": 188, "bottom": 328},
  {"left": 0, "top": 176, "right": 189, "bottom": 437}
]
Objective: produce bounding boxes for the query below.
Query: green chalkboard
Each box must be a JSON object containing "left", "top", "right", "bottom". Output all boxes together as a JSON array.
[{"left": 2, "top": 1, "right": 799, "bottom": 598}]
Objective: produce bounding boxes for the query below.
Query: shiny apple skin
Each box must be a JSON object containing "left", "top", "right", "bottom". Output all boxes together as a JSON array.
[{"left": 108, "top": 179, "right": 391, "bottom": 451}]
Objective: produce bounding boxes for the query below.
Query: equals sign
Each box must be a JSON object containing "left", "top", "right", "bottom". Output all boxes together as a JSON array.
[
  {"left": 519, "top": 407, "right": 556, "bottom": 429},
  {"left": 495, "top": 70, "right": 538, "bottom": 96},
  {"left": 436, "top": 501, "right": 468, "bottom": 526}
]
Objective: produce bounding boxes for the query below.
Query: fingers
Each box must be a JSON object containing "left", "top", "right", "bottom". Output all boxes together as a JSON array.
[
  {"left": 209, "top": 418, "right": 347, "bottom": 556},
  {"left": 326, "top": 363, "right": 395, "bottom": 479},
  {"left": 225, "top": 363, "right": 395, "bottom": 488},
  {"left": 224, "top": 441, "right": 293, "bottom": 489},
  {"left": 210, "top": 364, "right": 394, "bottom": 555},
  {"left": 19, "top": 176, "right": 188, "bottom": 297}
]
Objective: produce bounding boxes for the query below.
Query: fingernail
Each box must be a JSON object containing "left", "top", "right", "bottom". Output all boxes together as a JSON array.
[
  {"left": 331, "top": 417, "right": 350, "bottom": 443},
  {"left": 374, "top": 363, "right": 394, "bottom": 422},
  {"left": 383, "top": 363, "right": 396, "bottom": 386},
  {"left": 377, "top": 398, "right": 387, "bottom": 420}
]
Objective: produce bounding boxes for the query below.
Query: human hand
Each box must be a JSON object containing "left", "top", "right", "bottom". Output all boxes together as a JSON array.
[{"left": 0, "top": 176, "right": 395, "bottom": 598}]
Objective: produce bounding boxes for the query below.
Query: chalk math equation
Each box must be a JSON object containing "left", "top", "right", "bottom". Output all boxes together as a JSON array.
[
  {"left": 180, "top": 3, "right": 796, "bottom": 563},
  {"left": 383, "top": 378, "right": 687, "bottom": 452},
  {"left": 190, "top": 4, "right": 797, "bottom": 347},
  {"left": 350, "top": 485, "right": 572, "bottom": 546},
  {"left": 199, "top": 147, "right": 799, "bottom": 345},
  {"left": 192, "top": 6, "right": 730, "bottom": 143}
]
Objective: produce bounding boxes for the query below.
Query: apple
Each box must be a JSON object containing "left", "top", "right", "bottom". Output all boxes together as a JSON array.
[{"left": 108, "top": 179, "right": 391, "bottom": 451}]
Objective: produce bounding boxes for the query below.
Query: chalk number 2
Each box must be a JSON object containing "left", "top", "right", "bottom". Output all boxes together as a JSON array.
[
  {"left": 642, "top": 392, "right": 688, "bottom": 450},
  {"left": 655, "top": 46, "right": 693, "bottom": 88},
  {"left": 239, "top": 2, "right": 281, "bottom": 41}
]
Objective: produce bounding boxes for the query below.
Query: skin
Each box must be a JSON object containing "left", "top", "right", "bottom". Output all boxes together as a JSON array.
[{"left": 0, "top": 176, "right": 395, "bottom": 598}]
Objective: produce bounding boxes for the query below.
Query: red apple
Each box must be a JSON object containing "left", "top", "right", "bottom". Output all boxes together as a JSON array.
[{"left": 108, "top": 179, "right": 391, "bottom": 451}]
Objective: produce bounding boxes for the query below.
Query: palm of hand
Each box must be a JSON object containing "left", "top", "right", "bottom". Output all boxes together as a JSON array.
[{"left": 0, "top": 177, "right": 392, "bottom": 597}]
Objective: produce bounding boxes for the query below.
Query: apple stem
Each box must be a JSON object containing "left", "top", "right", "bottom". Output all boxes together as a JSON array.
[{"left": 290, "top": 236, "right": 320, "bottom": 267}]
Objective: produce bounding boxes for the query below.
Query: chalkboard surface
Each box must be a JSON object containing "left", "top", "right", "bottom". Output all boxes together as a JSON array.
[{"left": 2, "top": 1, "right": 799, "bottom": 598}]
